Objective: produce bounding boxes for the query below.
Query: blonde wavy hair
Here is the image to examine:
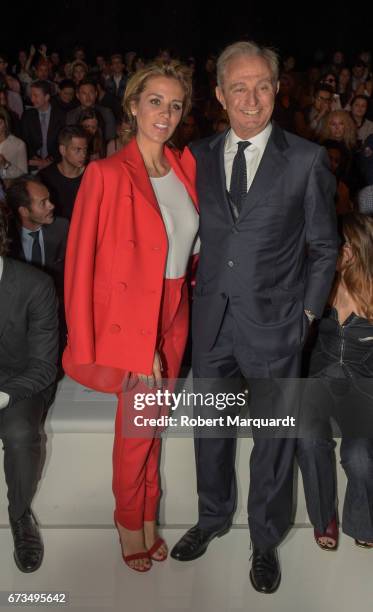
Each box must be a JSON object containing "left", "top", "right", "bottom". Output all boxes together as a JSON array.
[
  {"left": 123, "top": 60, "right": 192, "bottom": 134},
  {"left": 320, "top": 110, "right": 357, "bottom": 150},
  {"left": 338, "top": 213, "right": 373, "bottom": 322}
]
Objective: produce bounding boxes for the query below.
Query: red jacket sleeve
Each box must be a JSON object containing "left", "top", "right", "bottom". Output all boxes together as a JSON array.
[{"left": 64, "top": 161, "right": 103, "bottom": 364}]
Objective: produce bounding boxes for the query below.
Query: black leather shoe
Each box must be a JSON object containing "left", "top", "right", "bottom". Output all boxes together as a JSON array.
[
  {"left": 170, "top": 523, "right": 231, "bottom": 561},
  {"left": 249, "top": 546, "right": 281, "bottom": 594},
  {"left": 10, "top": 509, "right": 44, "bottom": 573}
]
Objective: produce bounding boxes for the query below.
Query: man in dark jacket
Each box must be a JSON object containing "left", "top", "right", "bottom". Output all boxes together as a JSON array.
[{"left": 0, "top": 201, "right": 58, "bottom": 572}]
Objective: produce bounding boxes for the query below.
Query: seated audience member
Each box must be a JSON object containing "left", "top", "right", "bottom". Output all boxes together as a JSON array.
[
  {"left": 297, "top": 212, "right": 373, "bottom": 551},
  {"left": 337, "top": 67, "right": 354, "bottom": 109},
  {"left": 357, "top": 134, "right": 373, "bottom": 186},
  {"left": 296, "top": 82, "right": 334, "bottom": 140},
  {"left": 319, "top": 110, "right": 357, "bottom": 151},
  {"left": 27, "top": 60, "right": 57, "bottom": 99},
  {"left": 39, "top": 126, "right": 87, "bottom": 219},
  {"left": 351, "top": 59, "right": 367, "bottom": 93},
  {"left": 6, "top": 175, "right": 69, "bottom": 293},
  {"left": 79, "top": 108, "right": 106, "bottom": 160},
  {"left": 71, "top": 60, "right": 88, "bottom": 87},
  {"left": 106, "top": 117, "right": 131, "bottom": 156},
  {"left": 7, "top": 175, "right": 69, "bottom": 361},
  {"left": 323, "top": 139, "right": 353, "bottom": 215},
  {"left": 330, "top": 50, "right": 345, "bottom": 75},
  {"left": 96, "top": 76, "right": 122, "bottom": 122},
  {"left": 0, "top": 87, "right": 21, "bottom": 136},
  {"left": 66, "top": 79, "right": 116, "bottom": 142},
  {"left": 273, "top": 73, "right": 301, "bottom": 133},
  {"left": 52, "top": 79, "right": 79, "bottom": 115},
  {"left": 0, "top": 58, "right": 23, "bottom": 119},
  {"left": 12, "top": 49, "right": 33, "bottom": 93},
  {"left": 61, "top": 62, "right": 72, "bottom": 79},
  {"left": 21, "top": 80, "right": 65, "bottom": 171},
  {"left": 350, "top": 95, "right": 373, "bottom": 148},
  {"left": 298, "top": 65, "right": 321, "bottom": 109},
  {"left": 49, "top": 51, "right": 61, "bottom": 77},
  {"left": 319, "top": 71, "right": 341, "bottom": 110},
  {"left": 94, "top": 54, "right": 106, "bottom": 74},
  {"left": 72, "top": 46, "right": 86, "bottom": 63},
  {"left": 0, "top": 200, "right": 58, "bottom": 573},
  {"left": 0, "top": 108, "right": 27, "bottom": 183},
  {"left": 106, "top": 54, "right": 127, "bottom": 99}
]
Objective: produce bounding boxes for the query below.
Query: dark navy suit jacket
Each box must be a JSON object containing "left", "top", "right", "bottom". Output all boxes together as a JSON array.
[{"left": 191, "top": 123, "right": 339, "bottom": 361}]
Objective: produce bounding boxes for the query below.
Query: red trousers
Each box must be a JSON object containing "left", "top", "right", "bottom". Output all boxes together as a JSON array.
[{"left": 112, "top": 277, "right": 189, "bottom": 530}]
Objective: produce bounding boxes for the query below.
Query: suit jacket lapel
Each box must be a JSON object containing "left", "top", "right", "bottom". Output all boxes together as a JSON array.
[
  {"left": 0, "top": 258, "right": 17, "bottom": 340},
  {"left": 239, "top": 124, "right": 289, "bottom": 219},
  {"left": 207, "top": 130, "right": 233, "bottom": 221},
  {"left": 42, "top": 224, "right": 56, "bottom": 267}
]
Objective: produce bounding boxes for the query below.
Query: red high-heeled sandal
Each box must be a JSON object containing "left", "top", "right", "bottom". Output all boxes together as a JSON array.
[
  {"left": 147, "top": 537, "right": 168, "bottom": 562},
  {"left": 314, "top": 515, "right": 339, "bottom": 551},
  {"left": 122, "top": 550, "right": 152, "bottom": 572},
  {"left": 114, "top": 519, "right": 152, "bottom": 572}
]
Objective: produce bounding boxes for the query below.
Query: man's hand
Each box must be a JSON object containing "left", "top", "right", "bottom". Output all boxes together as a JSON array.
[{"left": 137, "top": 351, "right": 163, "bottom": 389}]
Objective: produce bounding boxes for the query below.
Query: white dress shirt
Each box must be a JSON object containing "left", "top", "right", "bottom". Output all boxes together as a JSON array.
[
  {"left": 0, "top": 256, "right": 10, "bottom": 409},
  {"left": 224, "top": 122, "right": 272, "bottom": 193}
]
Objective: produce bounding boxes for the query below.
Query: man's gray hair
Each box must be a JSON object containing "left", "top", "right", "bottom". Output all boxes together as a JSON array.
[{"left": 217, "top": 41, "right": 280, "bottom": 88}]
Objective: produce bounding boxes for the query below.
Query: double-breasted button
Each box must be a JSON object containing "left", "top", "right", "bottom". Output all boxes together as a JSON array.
[
  {"left": 227, "top": 260, "right": 234, "bottom": 268},
  {"left": 127, "top": 240, "right": 135, "bottom": 248},
  {"left": 109, "top": 324, "right": 121, "bottom": 334},
  {"left": 119, "top": 282, "right": 127, "bottom": 292}
]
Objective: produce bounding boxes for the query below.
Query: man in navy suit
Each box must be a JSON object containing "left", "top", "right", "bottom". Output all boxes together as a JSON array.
[
  {"left": 21, "top": 81, "right": 65, "bottom": 171},
  {"left": 171, "top": 41, "right": 339, "bottom": 593}
]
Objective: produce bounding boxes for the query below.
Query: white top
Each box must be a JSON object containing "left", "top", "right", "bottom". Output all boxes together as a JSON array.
[
  {"left": 150, "top": 169, "right": 199, "bottom": 279},
  {"left": 224, "top": 122, "right": 272, "bottom": 193},
  {"left": 0, "top": 134, "right": 28, "bottom": 179},
  {"left": 0, "top": 256, "right": 10, "bottom": 409}
]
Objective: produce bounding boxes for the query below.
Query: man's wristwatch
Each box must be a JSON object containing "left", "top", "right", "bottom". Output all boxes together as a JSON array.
[{"left": 304, "top": 309, "right": 316, "bottom": 324}]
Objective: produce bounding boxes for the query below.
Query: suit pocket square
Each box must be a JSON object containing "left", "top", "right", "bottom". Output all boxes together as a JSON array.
[{"left": 358, "top": 337, "right": 373, "bottom": 342}]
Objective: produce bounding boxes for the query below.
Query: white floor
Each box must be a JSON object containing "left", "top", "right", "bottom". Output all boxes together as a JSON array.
[{"left": 0, "top": 527, "right": 371, "bottom": 612}]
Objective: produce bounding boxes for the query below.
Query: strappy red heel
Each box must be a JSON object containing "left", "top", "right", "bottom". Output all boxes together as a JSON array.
[
  {"left": 147, "top": 537, "right": 168, "bottom": 562},
  {"left": 314, "top": 515, "right": 339, "bottom": 551}
]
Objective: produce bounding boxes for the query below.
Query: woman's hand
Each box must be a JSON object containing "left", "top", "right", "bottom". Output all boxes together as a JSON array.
[{"left": 137, "top": 351, "right": 163, "bottom": 389}]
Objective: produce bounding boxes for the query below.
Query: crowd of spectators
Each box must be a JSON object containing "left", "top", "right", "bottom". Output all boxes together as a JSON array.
[{"left": 0, "top": 44, "right": 372, "bottom": 210}]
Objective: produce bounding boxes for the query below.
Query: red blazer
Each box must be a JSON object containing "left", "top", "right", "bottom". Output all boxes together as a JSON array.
[{"left": 63, "top": 138, "right": 197, "bottom": 391}]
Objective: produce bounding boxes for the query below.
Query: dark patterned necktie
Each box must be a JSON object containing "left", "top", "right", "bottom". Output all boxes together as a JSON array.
[
  {"left": 229, "top": 141, "right": 251, "bottom": 216},
  {"left": 30, "top": 231, "right": 42, "bottom": 265}
]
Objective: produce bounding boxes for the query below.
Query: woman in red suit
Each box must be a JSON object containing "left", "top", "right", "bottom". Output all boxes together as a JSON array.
[{"left": 63, "top": 61, "right": 198, "bottom": 572}]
